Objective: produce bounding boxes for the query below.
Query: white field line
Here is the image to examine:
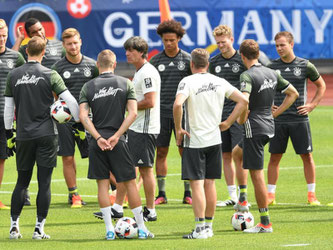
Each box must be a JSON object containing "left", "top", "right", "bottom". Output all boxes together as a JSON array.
[
  {"left": 1, "top": 164, "right": 333, "bottom": 186},
  {"left": 282, "top": 244, "right": 311, "bottom": 247}
]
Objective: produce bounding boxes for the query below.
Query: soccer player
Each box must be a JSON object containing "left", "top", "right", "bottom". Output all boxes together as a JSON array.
[
  {"left": 267, "top": 31, "right": 326, "bottom": 206},
  {"left": 210, "top": 25, "right": 270, "bottom": 207},
  {"left": 124, "top": 36, "right": 160, "bottom": 221},
  {"left": 0, "top": 19, "right": 25, "bottom": 210},
  {"left": 149, "top": 20, "right": 192, "bottom": 205},
  {"left": 236, "top": 39, "right": 298, "bottom": 233},
  {"left": 174, "top": 48, "right": 248, "bottom": 239},
  {"left": 52, "top": 28, "right": 99, "bottom": 208},
  {"left": 79, "top": 49, "right": 154, "bottom": 240},
  {"left": 12, "top": 17, "right": 65, "bottom": 68},
  {"left": 4, "top": 36, "right": 80, "bottom": 239}
]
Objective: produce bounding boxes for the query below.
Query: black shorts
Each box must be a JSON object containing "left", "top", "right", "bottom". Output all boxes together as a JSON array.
[
  {"left": 57, "top": 122, "right": 89, "bottom": 158},
  {"left": 269, "top": 121, "right": 313, "bottom": 154},
  {"left": 128, "top": 130, "right": 157, "bottom": 167},
  {"left": 156, "top": 116, "right": 176, "bottom": 147},
  {"left": 243, "top": 135, "right": 270, "bottom": 170},
  {"left": 88, "top": 138, "right": 136, "bottom": 182},
  {"left": 0, "top": 118, "right": 7, "bottom": 159},
  {"left": 221, "top": 122, "right": 243, "bottom": 153},
  {"left": 16, "top": 135, "right": 58, "bottom": 171},
  {"left": 182, "top": 144, "right": 222, "bottom": 180}
]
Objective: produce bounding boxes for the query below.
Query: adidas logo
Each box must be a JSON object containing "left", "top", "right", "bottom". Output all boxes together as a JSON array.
[
  {"left": 138, "top": 159, "right": 144, "bottom": 164},
  {"left": 74, "top": 68, "right": 80, "bottom": 72},
  {"left": 224, "top": 63, "right": 230, "bottom": 67},
  {"left": 285, "top": 67, "right": 290, "bottom": 71},
  {"left": 169, "top": 62, "right": 174, "bottom": 66}
]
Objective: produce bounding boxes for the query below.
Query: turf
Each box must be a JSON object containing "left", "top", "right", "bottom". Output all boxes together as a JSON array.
[{"left": 1, "top": 106, "right": 333, "bottom": 249}]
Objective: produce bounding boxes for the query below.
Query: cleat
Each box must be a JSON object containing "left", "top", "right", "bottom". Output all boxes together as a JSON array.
[
  {"left": 68, "top": 193, "right": 86, "bottom": 206},
  {"left": 234, "top": 201, "right": 249, "bottom": 212},
  {"left": 123, "top": 196, "right": 129, "bottom": 209},
  {"left": 308, "top": 192, "right": 320, "bottom": 206},
  {"left": 155, "top": 196, "right": 168, "bottom": 205},
  {"left": 0, "top": 201, "right": 10, "bottom": 210},
  {"left": 143, "top": 206, "right": 157, "bottom": 222},
  {"left": 183, "top": 227, "right": 207, "bottom": 239},
  {"left": 205, "top": 226, "right": 214, "bottom": 238},
  {"left": 105, "top": 230, "right": 115, "bottom": 240},
  {"left": 268, "top": 192, "right": 276, "bottom": 206},
  {"left": 32, "top": 231, "right": 50, "bottom": 240},
  {"left": 93, "top": 211, "right": 103, "bottom": 220},
  {"left": 244, "top": 223, "right": 273, "bottom": 233},
  {"left": 138, "top": 229, "right": 154, "bottom": 239},
  {"left": 183, "top": 196, "right": 192, "bottom": 205},
  {"left": 216, "top": 198, "right": 237, "bottom": 207},
  {"left": 9, "top": 227, "right": 22, "bottom": 239},
  {"left": 71, "top": 194, "right": 83, "bottom": 208}
]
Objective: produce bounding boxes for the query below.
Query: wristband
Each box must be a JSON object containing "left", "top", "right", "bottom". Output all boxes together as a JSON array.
[{"left": 96, "top": 136, "right": 102, "bottom": 141}]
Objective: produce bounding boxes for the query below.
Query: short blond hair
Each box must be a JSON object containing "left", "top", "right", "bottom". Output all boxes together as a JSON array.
[
  {"left": 0, "top": 19, "right": 7, "bottom": 29},
  {"left": 97, "top": 49, "right": 116, "bottom": 69},
  {"left": 213, "top": 25, "right": 233, "bottom": 37},
  {"left": 191, "top": 48, "right": 210, "bottom": 68},
  {"left": 27, "top": 36, "right": 46, "bottom": 56},
  {"left": 62, "top": 28, "right": 80, "bottom": 41}
]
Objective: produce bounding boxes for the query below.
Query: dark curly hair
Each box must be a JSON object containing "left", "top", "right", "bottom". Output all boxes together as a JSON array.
[{"left": 156, "top": 19, "right": 185, "bottom": 38}]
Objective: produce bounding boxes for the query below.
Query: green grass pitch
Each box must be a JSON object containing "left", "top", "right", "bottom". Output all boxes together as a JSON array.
[{"left": 1, "top": 106, "right": 333, "bottom": 249}]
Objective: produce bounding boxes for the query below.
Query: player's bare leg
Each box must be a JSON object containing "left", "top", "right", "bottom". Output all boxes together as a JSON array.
[{"left": 267, "top": 153, "right": 283, "bottom": 205}]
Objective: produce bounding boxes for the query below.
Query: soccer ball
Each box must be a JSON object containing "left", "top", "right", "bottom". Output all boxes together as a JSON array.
[
  {"left": 115, "top": 217, "right": 138, "bottom": 239},
  {"left": 231, "top": 211, "right": 254, "bottom": 231},
  {"left": 50, "top": 100, "right": 72, "bottom": 124}
]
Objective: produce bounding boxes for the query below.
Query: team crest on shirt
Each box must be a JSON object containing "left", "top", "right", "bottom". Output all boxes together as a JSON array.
[
  {"left": 144, "top": 78, "right": 152, "bottom": 88},
  {"left": 158, "top": 64, "right": 165, "bottom": 72},
  {"left": 6, "top": 59, "right": 14, "bottom": 69},
  {"left": 232, "top": 63, "right": 240, "bottom": 73},
  {"left": 293, "top": 67, "right": 301, "bottom": 76},
  {"left": 83, "top": 67, "right": 92, "bottom": 77},
  {"left": 215, "top": 65, "right": 221, "bottom": 73},
  {"left": 177, "top": 61, "right": 185, "bottom": 71},
  {"left": 63, "top": 71, "right": 71, "bottom": 79},
  {"left": 49, "top": 47, "right": 58, "bottom": 56}
]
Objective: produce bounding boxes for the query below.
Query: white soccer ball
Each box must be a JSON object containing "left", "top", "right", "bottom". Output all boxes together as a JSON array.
[
  {"left": 115, "top": 217, "right": 138, "bottom": 239},
  {"left": 50, "top": 100, "right": 72, "bottom": 124},
  {"left": 231, "top": 211, "right": 254, "bottom": 231}
]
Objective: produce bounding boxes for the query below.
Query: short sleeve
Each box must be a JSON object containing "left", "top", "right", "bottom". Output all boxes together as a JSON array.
[
  {"left": 176, "top": 79, "right": 189, "bottom": 98},
  {"left": 4, "top": 72, "right": 13, "bottom": 97},
  {"left": 79, "top": 83, "right": 88, "bottom": 104},
  {"left": 126, "top": 79, "right": 137, "bottom": 100},
  {"left": 306, "top": 61, "right": 320, "bottom": 82},
  {"left": 240, "top": 72, "right": 252, "bottom": 94},
  {"left": 51, "top": 70, "right": 67, "bottom": 95}
]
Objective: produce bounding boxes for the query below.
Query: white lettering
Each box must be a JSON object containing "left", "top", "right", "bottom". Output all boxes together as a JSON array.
[
  {"left": 103, "top": 12, "right": 133, "bottom": 48},
  {"left": 305, "top": 9, "right": 333, "bottom": 43},
  {"left": 238, "top": 10, "right": 268, "bottom": 44}
]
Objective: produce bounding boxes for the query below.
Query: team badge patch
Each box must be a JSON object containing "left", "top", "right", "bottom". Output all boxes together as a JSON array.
[
  {"left": 293, "top": 67, "right": 301, "bottom": 76},
  {"left": 215, "top": 65, "right": 221, "bottom": 73},
  {"left": 84, "top": 67, "right": 92, "bottom": 77},
  {"left": 178, "top": 82, "right": 186, "bottom": 91},
  {"left": 158, "top": 64, "right": 165, "bottom": 72},
  {"left": 240, "top": 81, "right": 246, "bottom": 91},
  {"left": 6, "top": 59, "right": 14, "bottom": 69},
  {"left": 177, "top": 61, "right": 185, "bottom": 71},
  {"left": 144, "top": 78, "right": 152, "bottom": 88},
  {"left": 232, "top": 63, "right": 240, "bottom": 73},
  {"left": 63, "top": 71, "right": 71, "bottom": 79}
]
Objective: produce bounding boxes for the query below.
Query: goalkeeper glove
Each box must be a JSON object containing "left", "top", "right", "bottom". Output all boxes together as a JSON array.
[
  {"left": 6, "top": 129, "right": 16, "bottom": 157},
  {"left": 72, "top": 122, "right": 86, "bottom": 140}
]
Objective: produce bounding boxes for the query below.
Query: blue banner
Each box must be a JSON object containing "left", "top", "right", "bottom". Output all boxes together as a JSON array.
[{"left": 1, "top": 0, "right": 332, "bottom": 61}]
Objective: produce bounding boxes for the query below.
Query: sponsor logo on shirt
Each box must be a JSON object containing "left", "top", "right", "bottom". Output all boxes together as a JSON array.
[
  {"left": 285, "top": 67, "right": 291, "bottom": 71},
  {"left": 158, "top": 64, "right": 165, "bottom": 72},
  {"left": 144, "top": 78, "right": 152, "bottom": 88},
  {"left": 293, "top": 67, "right": 301, "bottom": 76},
  {"left": 92, "top": 86, "right": 123, "bottom": 101},
  {"left": 15, "top": 73, "right": 45, "bottom": 87},
  {"left": 195, "top": 83, "right": 220, "bottom": 95},
  {"left": 177, "top": 61, "right": 185, "bottom": 71},
  {"left": 258, "top": 78, "right": 277, "bottom": 93},
  {"left": 7, "top": 59, "right": 14, "bottom": 69}
]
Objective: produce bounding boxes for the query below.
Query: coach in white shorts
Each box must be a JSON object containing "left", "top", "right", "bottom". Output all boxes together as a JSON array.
[
  {"left": 124, "top": 36, "right": 161, "bottom": 222},
  {"left": 173, "top": 48, "right": 248, "bottom": 239}
]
